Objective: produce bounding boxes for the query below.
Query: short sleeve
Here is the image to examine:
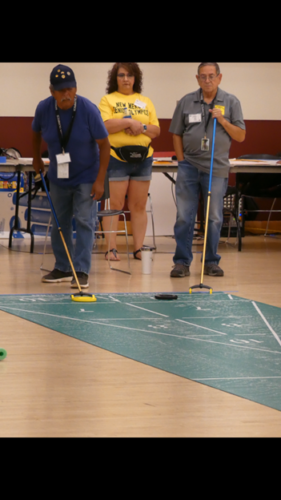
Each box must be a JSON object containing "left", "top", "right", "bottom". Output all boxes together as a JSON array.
[
  {"left": 98, "top": 95, "right": 113, "bottom": 122},
  {"left": 87, "top": 102, "right": 108, "bottom": 140},
  {"left": 169, "top": 100, "right": 185, "bottom": 135},
  {"left": 147, "top": 98, "right": 160, "bottom": 127},
  {"left": 32, "top": 102, "right": 43, "bottom": 132},
  {"left": 230, "top": 98, "right": 246, "bottom": 130}
]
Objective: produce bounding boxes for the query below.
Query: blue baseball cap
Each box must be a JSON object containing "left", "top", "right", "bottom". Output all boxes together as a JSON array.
[{"left": 50, "top": 64, "right": 77, "bottom": 90}]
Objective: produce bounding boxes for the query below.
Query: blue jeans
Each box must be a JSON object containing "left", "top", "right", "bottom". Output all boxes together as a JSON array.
[
  {"left": 173, "top": 161, "right": 228, "bottom": 266},
  {"left": 49, "top": 182, "right": 96, "bottom": 275},
  {"left": 107, "top": 155, "right": 153, "bottom": 181}
]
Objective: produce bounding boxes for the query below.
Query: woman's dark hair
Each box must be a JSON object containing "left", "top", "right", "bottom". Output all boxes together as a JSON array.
[{"left": 106, "top": 63, "right": 143, "bottom": 94}]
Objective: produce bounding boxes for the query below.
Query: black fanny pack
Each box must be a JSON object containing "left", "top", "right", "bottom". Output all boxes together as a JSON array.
[{"left": 111, "top": 145, "right": 149, "bottom": 163}]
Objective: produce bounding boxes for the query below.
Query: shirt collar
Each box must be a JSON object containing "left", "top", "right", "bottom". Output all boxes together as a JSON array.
[{"left": 194, "top": 87, "right": 223, "bottom": 102}]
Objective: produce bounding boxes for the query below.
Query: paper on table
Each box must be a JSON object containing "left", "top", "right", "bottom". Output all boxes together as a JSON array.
[
  {"left": 6, "top": 158, "right": 50, "bottom": 165},
  {"left": 229, "top": 159, "right": 280, "bottom": 166},
  {"left": 153, "top": 157, "right": 174, "bottom": 162}
]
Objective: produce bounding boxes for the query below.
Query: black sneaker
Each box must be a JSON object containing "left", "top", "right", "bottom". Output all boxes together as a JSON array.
[
  {"left": 42, "top": 269, "right": 73, "bottom": 283},
  {"left": 170, "top": 263, "right": 190, "bottom": 278},
  {"left": 71, "top": 272, "right": 89, "bottom": 289},
  {"left": 204, "top": 264, "right": 224, "bottom": 276}
]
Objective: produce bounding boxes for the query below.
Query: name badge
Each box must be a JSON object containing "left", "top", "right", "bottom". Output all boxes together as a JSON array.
[
  {"left": 56, "top": 153, "right": 71, "bottom": 164},
  {"left": 189, "top": 113, "right": 202, "bottom": 123},
  {"left": 201, "top": 138, "right": 210, "bottom": 151},
  {"left": 56, "top": 153, "right": 71, "bottom": 179},
  {"left": 57, "top": 163, "right": 69, "bottom": 178},
  {"left": 134, "top": 99, "right": 146, "bottom": 109},
  {"left": 214, "top": 105, "right": 225, "bottom": 115}
]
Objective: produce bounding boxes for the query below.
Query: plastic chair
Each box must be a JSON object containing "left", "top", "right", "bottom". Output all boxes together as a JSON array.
[
  {"left": 236, "top": 154, "right": 281, "bottom": 248},
  {"left": 123, "top": 193, "right": 157, "bottom": 249},
  {"left": 96, "top": 173, "right": 131, "bottom": 275},
  {"left": 222, "top": 185, "right": 242, "bottom": 245},
  {"left": 146, "top": 193, "right": 157, "bottom": 249}
]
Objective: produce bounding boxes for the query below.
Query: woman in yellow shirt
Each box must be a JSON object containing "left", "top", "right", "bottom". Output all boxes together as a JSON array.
[{"left": 99, "top": 62, "right": 160, "bottom": 261}]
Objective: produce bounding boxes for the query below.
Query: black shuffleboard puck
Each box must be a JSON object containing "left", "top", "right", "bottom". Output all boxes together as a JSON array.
[{"left": 155, "top": 294, "right": 178, "bottom": 300}]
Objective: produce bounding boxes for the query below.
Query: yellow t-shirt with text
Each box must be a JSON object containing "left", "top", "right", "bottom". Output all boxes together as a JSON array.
[{"left": 99, "top": 92, "right": 159, "bottom": 161}]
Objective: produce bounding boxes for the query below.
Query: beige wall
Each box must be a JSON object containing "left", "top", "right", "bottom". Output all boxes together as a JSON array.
[
  {"left": 1, "top": 62, "right": 281, "bottom": 119},
  {"left": 1, "top": 62, "right": 280, "bottom": 237}
]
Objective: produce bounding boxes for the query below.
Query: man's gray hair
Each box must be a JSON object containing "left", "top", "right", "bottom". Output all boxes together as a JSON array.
[{"left": 197, "top": 63, "right": 220, "bottom": 75}]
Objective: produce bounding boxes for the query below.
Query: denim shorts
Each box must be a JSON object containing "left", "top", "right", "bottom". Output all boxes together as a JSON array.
[{"left": 107, "top": 155, "right": 153, "bottom": 181}]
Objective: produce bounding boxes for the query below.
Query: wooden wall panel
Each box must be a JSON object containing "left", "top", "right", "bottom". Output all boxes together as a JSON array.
[{"left": 1, "top": 118, "right": 281, "bottom": 159}]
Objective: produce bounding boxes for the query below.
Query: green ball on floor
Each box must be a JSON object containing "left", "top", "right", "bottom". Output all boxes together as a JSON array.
[{"left": 0, "top": 348, "right": 7, "bottom": 360}]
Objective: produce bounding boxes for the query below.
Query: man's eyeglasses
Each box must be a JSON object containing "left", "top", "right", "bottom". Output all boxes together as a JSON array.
[
  {"left": 198, "top": 74, "right": 219, "bottom": 81},
  {"left": 117, "top": 73, "right": 134, "bottom": 78}
]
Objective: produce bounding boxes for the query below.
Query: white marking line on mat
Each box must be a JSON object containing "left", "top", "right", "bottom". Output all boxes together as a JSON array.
[
  {"left": 228, "top": 294, "right": 233, "bottom": 300},
  {"left": 125, "top": 303, "right": 169, "bottom": 317},
  {"left": 1, "top": 306, "right": 281, "bottom": 355},
  {"left": 80, "top": 315, "right": 163, "bottom": 320},
  {"left": 108, "top": 295, "right": 121, "bottom": 302},
  {"left": 193, "top": 376, "right": 281, "bottom": 381},
  {"left": 0, "top": 307, "right": 170, "bottom": 336},
  {"left": 176, "top": 319, "right": 227, "bottom": 336},
  {"left": 181, "top": 315, "right": 251, "bottom": 320},
  {"left": 252, "top": 301, "right": 281, "bottom": 347}
]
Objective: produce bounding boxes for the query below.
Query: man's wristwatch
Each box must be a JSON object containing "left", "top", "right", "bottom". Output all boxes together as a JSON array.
[{"left": 143, "top": 124, "right": 147, "bottom": 133}]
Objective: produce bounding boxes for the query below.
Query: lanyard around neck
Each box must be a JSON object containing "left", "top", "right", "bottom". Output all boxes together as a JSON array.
[
  {"left": 55, "top": 95, "right": 77, "bottom": 153},
  {"left": 200, "top": 90, "right": 217, "bottom": 135}
]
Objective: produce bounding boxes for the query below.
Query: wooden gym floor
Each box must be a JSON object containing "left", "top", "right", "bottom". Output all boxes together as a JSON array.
[{"left": 0, "top": 233, "right": 281, "bottom": 437}]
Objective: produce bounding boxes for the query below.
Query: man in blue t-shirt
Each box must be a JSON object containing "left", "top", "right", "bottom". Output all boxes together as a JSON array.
[{"left": 32, "top": 64, "right": 110, "bottom": 289}]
